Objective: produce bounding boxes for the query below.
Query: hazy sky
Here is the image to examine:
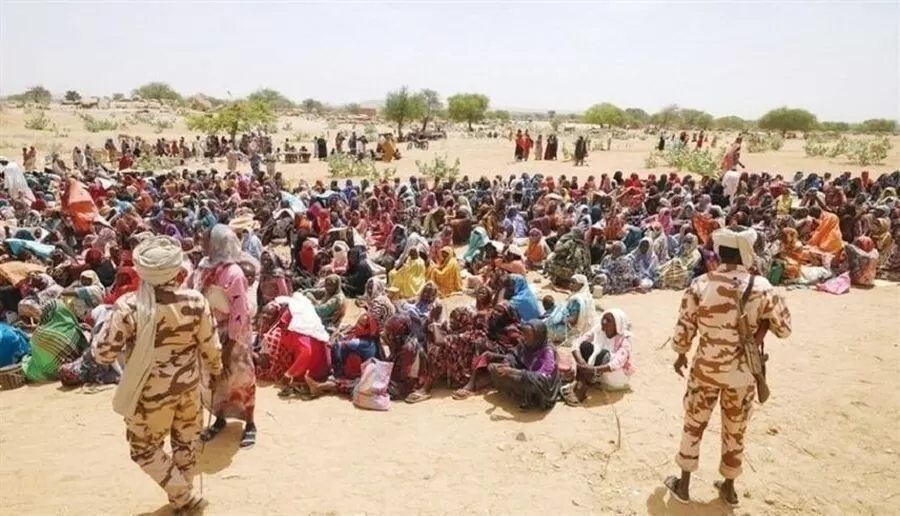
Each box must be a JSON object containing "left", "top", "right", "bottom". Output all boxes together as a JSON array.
[{"left": 1, "top": 1, "right": 898, "bottom": 122}]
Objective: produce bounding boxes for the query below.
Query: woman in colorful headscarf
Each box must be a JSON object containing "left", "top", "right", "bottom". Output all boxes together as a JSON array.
[
  {"left": 257, "top": 250, "right": 291, "bottom": 307},
  {"left": 61, "top": 270, "right": 106, "bottom": 321},
  {"left": 399, "top": 281, "right": 442, "bottom": 347},
  {"left": 868, "top": 211, "right": 893, "bottom": 266},
  {"left": 775, "top": 227, "right": 809, "bottom": 281},
  {"left": 628, "top": 238, "right": 660, "bottom": 288},
  {"left": 453, "top": 301, "right": 524, "bottom": 399},
  {"left": 389, "top": 248, "right": 427, "bottom": 299},
  {"left": 845, "top": 236, "right": 879, "bottom": 287},
  {"left": 596, "top": 242, "right": 638, "bottom": 295},
  {"left": 380, "top": 314, "right": 427, "bottom": 400},
  {"left": 462, "top": 226, "right": 489, "bottom": 264},
  {"left": 525, "top": 228, "right": 551, "bottom": 269},
  {"left": 194, "top": 224, "right": 258, "bottom": 448},
  {"left": 657, "top": 234, "right": 701, "bottom": 289},
  {"left": 503, "top": 273, "right": 542, "bottom": 321},
  {"left": 545, "top": 223, "right": 590, "bottom": 288},
  {"left": 544, "top": 274, "right": 596, "bottom": 345},
  {"left": 487, "top": 320, "right": 560, "bottom": 410},
  {"left": 104, "top": 266, "right": 140, "bottom": 304},
  {"left": 255, "top": 297, "right": 331, "bottom": 396},
  {"left": 341, "top": 247, "right": 373, "bottom": 298},
  {"left": 409, "top": 306, "right": 487, "bottom": 403},
  {"left": 23, "top": 300, "right": 88, "bottom": 382},
  {"left": 427, "top": 246, "right": 462, "bottom": 297},
  {"left": 18, "top": 273, "right": 63, "bottom": 322},
  {"left": 303, "top": 274, "right": 346, "bottom": 330},
  {"left": 321, "top": 240, "right": 349, "bottom": 275}
]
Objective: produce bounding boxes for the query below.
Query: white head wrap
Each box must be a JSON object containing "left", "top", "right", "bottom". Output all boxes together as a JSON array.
[
  {"left": 712, "top": 226, "right": 757, "bottom": 267},
  {"left": 112, "top": 235, "right": 184, "bottom": 418}
]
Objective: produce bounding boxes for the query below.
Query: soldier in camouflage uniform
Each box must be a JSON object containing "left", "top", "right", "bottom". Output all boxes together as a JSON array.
[
  {"left": 94, "top": 236, "right": 222, "bottom": 515},
  {"left": 665, "top": 227, "right": 792, "bottom": 506}
]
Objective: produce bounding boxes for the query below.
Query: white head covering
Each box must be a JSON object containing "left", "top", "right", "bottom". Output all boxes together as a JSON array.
[
  {"left": 112, "top": 235, "right": 184, "bottom": 418},
  {"left": 712, "top": 226, "right": 757, "bottom": 267},
  {"left": 586, "top": 307, "right": 631, "bottom": 364},
  {"left": 568, "top": 273, "right": 597, "bottom": 339}
]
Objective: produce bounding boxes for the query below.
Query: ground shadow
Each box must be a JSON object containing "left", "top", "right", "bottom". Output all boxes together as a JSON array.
[
  {"left": 646, "top": 486, "right": 734, "bottom": 516},
  {"left": 582, "top": 389, "right": 627, "bottom": 408},
  {"left": 482, "top": 390, "right": 553, "bottom": 423},
  {"left": 196, "top": 422, "right": 241, "bottom": 475},
  {"left": 135, "top": 503, "right": 174, "bottom": 516}
]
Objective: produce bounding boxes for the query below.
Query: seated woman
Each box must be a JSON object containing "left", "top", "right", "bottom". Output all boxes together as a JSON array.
[
  {"left": 595, "top": 242, "right": 638, "bottom": 295},
  {"left": 373, "top": 225, "right": 407, "bottom": 272},
  {"left": 23, "top": 300, "right": 88, "bottom": 382},
  {"left": 505, "top": 273, "right": 542, "bottom": 322},
  {"left": 453, "top": 302, "right": 523, "bottom": 399},
  {"left": 545, "top": 224, "right": 590, "bottom": 288},
  {"left": 257, "top": 250, "right": 291, "bottom": 308},
  {"left": 544, "top": 274, "right": 596, "bottom": 345},
  {"left": 303, "top": 274, "right": 346, "bottom": 330},
  {"left": 845, "top": 236, "right": 878, "bottom": 287},
  {"left": 381, "top": 314, "right": 428, "bottom": 401},
  {"left": 57, "top": 305, "right": 122, "bottom": 387},
  {"left": 341, "top": 248, "right": 373, "bottom": 298},
  {"left": 525, "top": 228, "right": 551, "bottom": 269},
  {"left": 487, "top": 320, "right": 560, "bottom": 410},
  {"left": 255, "top": 297, "right": 331, "bottom": 397},
  {"left": 60, "top": 270, "right": 106, "bottom": 321},
  {"left": 320, "top": 241, "right": 349, "bottom": 275},
  {"left": 657, "top": 234, "right": 701, "bottom": 290},
  {"left": 806, "top": 206, "right": 844, "bottom": 267},
  {"left": 305, "top": 297, "right": 398, "bottom": 396},
  {"left": 497, "top": 246, "right": 527, "bottom": 275},
  {"left": 774, "top": 227, "right": 811, "bottom": 282},
  {"left": 629, "top": 238, "right": 660, "bottom": 289},
  {"left": 389, "top": 249, "right": 427, "bottom": 298},
  {"left": 427, "top": 246, "right": 462, "bottom": 297},
  {"left": 398, "top": 281, "right": 442, "bottom": 348},
  {"left": 566, "top": 308, "right": 635, "bottom": 404},
  {"left": 409, "top": 306, "right": 485, "bottom": 403},
  {"left": 18, "top": 273, "right": 63, "bottom": 324},
  {"left": 461, "top": 226, "right": 489, "bottom": 267}
]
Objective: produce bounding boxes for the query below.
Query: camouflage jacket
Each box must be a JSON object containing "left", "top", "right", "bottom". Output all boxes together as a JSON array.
[{"left": 672, "top": 264, "right": 792, "bottom": 389}]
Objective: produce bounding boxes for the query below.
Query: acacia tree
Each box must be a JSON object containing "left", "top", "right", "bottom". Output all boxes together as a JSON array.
[
  {"left": 859, "top": 118, "right": 897, "bottom": 133},
  {"left": 383, "top": 86, "right": 425, "bottom": 137},
  {"left": 758, "top": 107, "right": 818, "bottom": 135},
  {"left": 446, "top": 93, "right": 490, "bottom": 131},
  {"left": 247, "top": 88, "right": 294, "bottom": 110},
  {"left": 64, "top": 90, "right": 81, "bottom": 102},
  {"left": 300, "top": 98, "right": 324, "bottom": 114},
  {"left": 714, "top": 115, "right": 748, "bottom": 131},
  {"left": 819, "top": 121, "right": 850, "bottom": 132},
  {"left": 624, "top": 107, "right": 650, "bottom": 127},
  {"left": 417, "top": 89, "right": 443, "bottom": 132},
  {"left": 186, "top": 99, "right": 275, "bottom": 144},
  {"left": 583, "top": 102, "right": 626, "bottom": 127},
  {"left": 8, "top": 85, "right": 52, "bottom": 105},
  {"left": 133, "top": 82, "right": 182, "bottom": 102},
  {"left": 679, "top": 108, "right": 714, "bottom": 130},
  {"left": 650, "top": 104, "right": 680, "bottom": 128}
]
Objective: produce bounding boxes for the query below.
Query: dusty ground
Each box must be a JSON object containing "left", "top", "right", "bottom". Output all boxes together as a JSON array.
[
  {"left": 1, "top": 285, "right": 899, "bottom": 516},
  {"left": 1, "top": 105, "right": 900, "bottom": 515}
]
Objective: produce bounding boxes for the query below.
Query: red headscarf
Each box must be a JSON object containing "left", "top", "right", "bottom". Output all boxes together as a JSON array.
[{"left": 105, "top": 267, "right": 139, "bottom": 304}]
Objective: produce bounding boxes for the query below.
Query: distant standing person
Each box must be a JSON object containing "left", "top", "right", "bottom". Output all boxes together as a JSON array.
[
  {"left": 514, "top": 130, "right": 524, "bottom": 161},
  {"left": 574, "top": 136, "right": 587, "bottom": 166},
  {"left": 696, "top": 131, "right": 705, "bottom": 149},
  {"left": 524, "top": 131, "right": 534, "bottom": 161},
  {"left": 316, "top": 136, "right": 327, "bottom": 160},
  {"left": 720, "top": 136, "right": 745, "bottom": 174},
  {"left": 664, "top": 227, "right": 791, "bottom": 507},
  {"left": 658, "top": 133, "right": 666, "bottom": 151},
  {"left": 534, "top": 135, "right": 543, "bottom": 161},
  {"left": 544, "top": 134, "right": 558, "bottom": 160}
]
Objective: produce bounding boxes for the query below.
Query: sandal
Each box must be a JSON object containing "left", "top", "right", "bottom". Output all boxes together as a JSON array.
[
  {"left": 452, "top": 389, "right": 474, "bottom": 400},
  {"left": 405, "top": 391, "right": 432, "bottom": 404},
  {"left": 713, "top": 480, "right": 740, "bottom": 507},
  {"left": 278, "top": 385, "right": 305, "bottom": 398},
  {"left": 560, "top": 385, "right": 581, "bottom": 407},
  {"left": 664, "top": 476, "right": 690, "bottom": 504},
  {"left": 200, "top": 420, "right": 225, "bottom": 442},
  {"left": 239, "top": 426, "right": 257, "bottom": 449}
]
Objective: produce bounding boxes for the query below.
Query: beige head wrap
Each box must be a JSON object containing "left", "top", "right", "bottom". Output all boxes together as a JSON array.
[
  {"left": 711, "top": 226, "right": 757, "bottom": 267},
  {"left": 112, "top": 235, "right": 185, "bottom": 418}
]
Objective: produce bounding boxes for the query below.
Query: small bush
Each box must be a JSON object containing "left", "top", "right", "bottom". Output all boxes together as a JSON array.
[
  {"left": 25, "top": 112, "right": 53, "bottom": 131},
  {"left": 415, "top": 155, "right": 461, "bottom": 184},
  {"left": 80, "top": 114, "right": 118, "bottom": 133}
]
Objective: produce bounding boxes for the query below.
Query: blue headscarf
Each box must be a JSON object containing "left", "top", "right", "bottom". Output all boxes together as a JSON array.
[{"left": 507, "top": 274, "right": 542, "bottom": 321}]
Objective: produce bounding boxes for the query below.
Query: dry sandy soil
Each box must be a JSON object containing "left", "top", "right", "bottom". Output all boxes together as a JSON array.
[{"left": 1, "top": 105, "right": 900, "bottom": 515}]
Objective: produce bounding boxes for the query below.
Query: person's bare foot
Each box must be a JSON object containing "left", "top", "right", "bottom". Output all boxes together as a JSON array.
[
  {"left": 452, "top": 388, "right": 475, "bottom": 400},
  {"left": 304, "top": 372, "right": 325, "bottom": 397},
  {"left": 574, "top": 382, "right": 589, "bottom": 402}
]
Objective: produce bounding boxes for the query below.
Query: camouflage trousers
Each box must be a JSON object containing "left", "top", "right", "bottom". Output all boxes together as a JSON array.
[
  {"left": 126, "top": 386, "right": 203, "bottom": 509},
  {"left": 675, "top": 376, "right": 755, "bottom": 480}
]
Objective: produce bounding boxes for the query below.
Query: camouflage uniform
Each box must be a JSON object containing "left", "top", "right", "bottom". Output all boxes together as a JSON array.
[
  {"left": 95, "top": 287, "right": 222, "bottom": 509},
  {"left": 672, "top": 264, "right": 791, "bottom": 479}
]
